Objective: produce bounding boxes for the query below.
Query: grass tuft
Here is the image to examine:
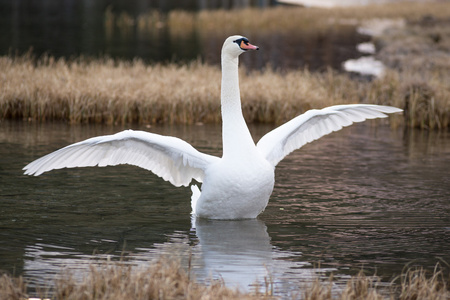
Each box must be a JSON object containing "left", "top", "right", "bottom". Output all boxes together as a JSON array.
[
  {"left": 0, "top": 273, "right": 27, "bottom": 300},
  {"left": 0, "top": 51, "right": 447, "bottom": 128},
  {"left": 1, "top": 257, "right": 449, "bottom": 300},
  {"left": 395, "top": 265, "right": 450, "bottom": 300},
  {"left": 105, "top": 3, "right": 450, "bottom": 39}
]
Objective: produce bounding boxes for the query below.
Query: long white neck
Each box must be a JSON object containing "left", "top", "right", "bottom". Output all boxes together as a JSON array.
[{"left": 221, "top": 52, "right": 255, "bottom": 159}]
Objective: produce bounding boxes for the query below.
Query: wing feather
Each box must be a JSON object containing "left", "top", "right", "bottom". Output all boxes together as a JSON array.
[
  {"left": 257, "top": 104, "right": 402, "bottom": 166},
  {"left": 24, "top": 130, "right": 220, "bottom": 187}
]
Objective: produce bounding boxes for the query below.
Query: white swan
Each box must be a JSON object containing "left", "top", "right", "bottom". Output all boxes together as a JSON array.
[{"left": 24, "top": 35, "right": 402, "bottom": 219}]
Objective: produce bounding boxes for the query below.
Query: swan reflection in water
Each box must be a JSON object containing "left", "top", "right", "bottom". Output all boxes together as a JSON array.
[
  {"left": 23, "top": 218, "right": 333, "bottom": 294},
  {"left": 194, "top": 218, "right": 274, "bottom": 287},
  {"left": 192, "top": 217, "right": 315, "bottom": 290}
]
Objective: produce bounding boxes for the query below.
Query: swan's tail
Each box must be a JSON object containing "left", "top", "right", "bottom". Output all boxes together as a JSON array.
[{"left": 190, "top": 184, "right": 201, "bottom": 215}]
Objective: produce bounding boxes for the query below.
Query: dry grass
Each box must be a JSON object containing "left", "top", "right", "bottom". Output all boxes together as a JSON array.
[
  {"left": 374, "top": 17, "right": 450, "bottom": 129},
  {"left": 0, "top": 274, "right": 28, "bottom": 300},
  {"left": 0, "top": 56, "right": 222, "bottom": 124},
  {"left": 299, "top": 266, "right": 450, "bottom": 300},
  {"left": 1, "top": 3, "right": 449, "bottom": 129},
  {"left": 303, "top": 271, "right": 387, "bottom": 300},
  {"left": 193, "top": 2, "right": 450, "bottom": 40},
  {"left": 395, "top": 266, "right": 450, "bottom": 300},
  {"left": 2, "top": 256, "right": 273, "bottom": 300},
  {"left": 0, "top": 54, "right": 354, "bottom": 125},
  {"left": 1, "top": 52, "right": 446, "bottom": 128},
  {"left": 53, "top": 258, "right": 270, "bottom": 300},
  {"left": 1, "top": 257, "right": 449, "bottom": 300},
  {"left": 108, "top": 2, "right": 450, "bottom": 38}
]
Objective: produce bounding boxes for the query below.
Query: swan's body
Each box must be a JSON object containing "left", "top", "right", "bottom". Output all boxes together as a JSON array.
[{"left": 24, "top": 35, "right": 402, "bottom": 219}]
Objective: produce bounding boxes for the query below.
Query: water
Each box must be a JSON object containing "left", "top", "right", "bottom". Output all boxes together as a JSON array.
[
  {"left": 0, "top": 0, "right": 367, "bottom": 72},
  {"left": 1, "top": 120, "right": 449, "bottom": 297}
]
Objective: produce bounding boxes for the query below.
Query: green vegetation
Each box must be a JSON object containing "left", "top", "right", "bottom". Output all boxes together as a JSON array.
[{"left": 1, "top": 257, "right": 448, "bottom": 299}]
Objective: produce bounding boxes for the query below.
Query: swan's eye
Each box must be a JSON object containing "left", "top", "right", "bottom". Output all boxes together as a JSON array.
[
  {"left": 234, "top": 38, "right": 247, "bottom": 45},
  {"left": 234, "top": 38, "right": 249, "bottom": 49},
  {"left": 233, "top": 37, "right": 259, "bottom": 51}
]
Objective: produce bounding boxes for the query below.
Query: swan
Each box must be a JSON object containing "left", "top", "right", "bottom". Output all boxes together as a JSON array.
[{"left": 24, "top": 35, "right": 402, "bottom": 219}]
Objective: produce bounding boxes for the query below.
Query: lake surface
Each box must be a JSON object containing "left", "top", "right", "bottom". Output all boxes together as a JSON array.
[
  {"left": 1, "top": 0, "right": 367, "bottom": 72},
  {"left": 1, "top": 120, "right": 449, "bottom": 297}
]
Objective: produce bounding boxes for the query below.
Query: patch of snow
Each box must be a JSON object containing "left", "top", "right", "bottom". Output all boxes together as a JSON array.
[
  {"left": 278, "top": 0, "right": 405, "bottom": 8},
  {"left": 357, "top": 42, "right": 376, "bottom": 54},
  {"left": 343, "top": 56, "right": 385, "bottom": 77},
  {"left": 357, "top": 18, "right": 405, "bottom": 36}
]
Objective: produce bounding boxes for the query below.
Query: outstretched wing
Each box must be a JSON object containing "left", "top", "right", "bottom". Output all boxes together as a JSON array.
[
  {"left": 256, "top": 104, "right": 402, "bottom": 166},
  {"left": 23, "top": 130, "right": 220, "bottom": 187}
]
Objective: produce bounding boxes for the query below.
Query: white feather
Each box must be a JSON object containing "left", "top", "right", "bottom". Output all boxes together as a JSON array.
[
  {"left": 23, "top": 130, "right": 219, "bottom": 187},
  {"left": 257, "top": 104, "right": 402, "bottom": 166},
  {"left": 23, "top": 35, "right": 402, "bottom": 220}
]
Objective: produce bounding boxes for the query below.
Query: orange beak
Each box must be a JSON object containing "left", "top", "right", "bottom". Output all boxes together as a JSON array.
[{"left": 240, "top": 40, "right": 259, "bottom": 51}]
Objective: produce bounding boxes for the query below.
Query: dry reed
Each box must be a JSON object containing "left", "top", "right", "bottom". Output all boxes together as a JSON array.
[
  {"left": 0, "top": 56, "right": 221, "bottom": 124},
  {"left": 0, "top": 54, "right": 345, "bottom": 125},
  {"left": 395, "top": 265, "right": 450, "bottom": 300},
  {"left": 1, "top": 52, "right": 446, "bottom": 128},
  {"left": 0, "top": 273, "right": 28, "bottom": 300},
  {"left": 53, "top": 258, "right": 269, "bottom": 300},
  {"left": 374, "top": 17, "right": 450, "bottom": 129},
  {"left": 108, "top": 3, "right": 450, "bottom": 39},
  {"left": 1, "top": 3, "right": 449, "bottom": 129},
  {"left": 1, "top": 257, "right": 449, "bottom": 300}
]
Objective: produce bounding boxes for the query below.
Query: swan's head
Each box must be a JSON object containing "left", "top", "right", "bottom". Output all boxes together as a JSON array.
[{"left": 222, "top": 35, "right": 259, "bottom": 59}]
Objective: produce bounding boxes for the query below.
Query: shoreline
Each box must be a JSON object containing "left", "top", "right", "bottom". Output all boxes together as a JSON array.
[
  {"left": 1, "top": 3, "right": 449, "bottom": 130},
  {"left": 1, "top": 256, "right": 448, "bottom": 299},
  {"left": 0, "top": 52, "right": 446, "bottom": 129}
]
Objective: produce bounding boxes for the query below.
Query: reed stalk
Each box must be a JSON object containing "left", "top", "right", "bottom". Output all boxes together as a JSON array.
[
  {"left": 2, "top": 53, "right": 447, "bottom": 128},
  {"left": 1, "top": 3, "right": 449, "bottom": 129},
  {"left": 1, "top": 257, "right": 448, "bottom": 300},
  {"left": 105, "top": 3, "right": 450, "bottom": 39}
]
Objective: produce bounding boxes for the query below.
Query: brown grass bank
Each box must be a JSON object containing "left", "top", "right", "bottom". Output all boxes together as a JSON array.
[
  {"left": 107, "top": 2, "right": 450, "bottom": 38},
  {"left": 1, "top": 257, "right": 449, "bottom": 300},
  {"left": 374, "top": 16, "right": 450, "bottom": 130},
  {"left": 0, "top": 54, "right": 359, "bottom": 125},
  {"left": 1, "top": 53, "right": 448, "bottom": 129},
  {"left": 2, "top": 3, "right": 450, "bottom": 129}
]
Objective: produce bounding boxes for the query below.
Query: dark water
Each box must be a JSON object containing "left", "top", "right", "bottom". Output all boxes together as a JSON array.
[
  {"left": 0, "top": 0, "right": 366, "bottom": 71},
  {"left": 1, "top": 120, "right": 449, "bottom": 297}
]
